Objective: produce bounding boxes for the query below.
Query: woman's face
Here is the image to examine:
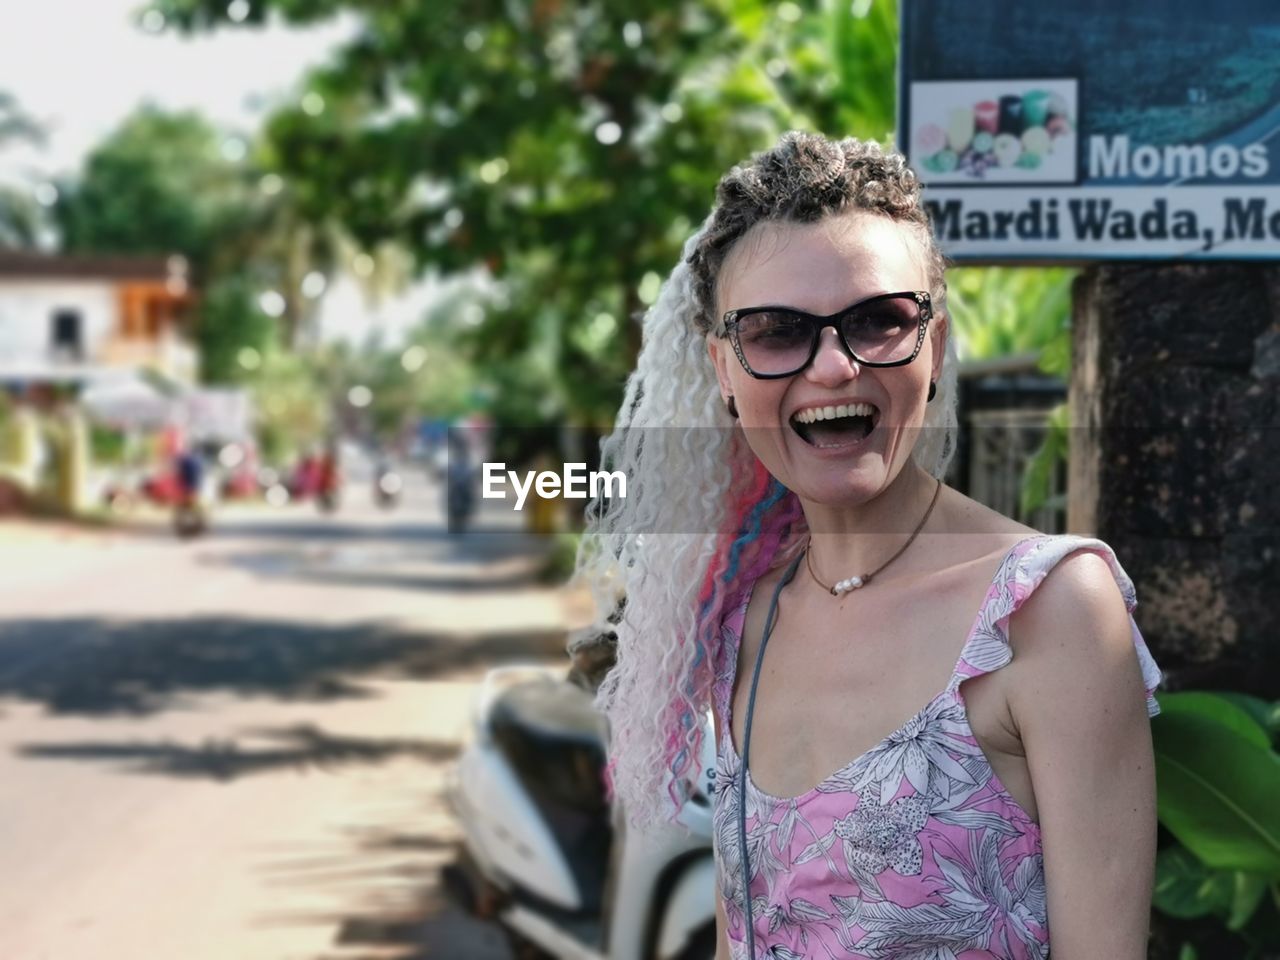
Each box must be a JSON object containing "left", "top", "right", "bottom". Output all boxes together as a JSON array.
[{"left": 707, "top": 211, "right": 946, "bottom": 505}]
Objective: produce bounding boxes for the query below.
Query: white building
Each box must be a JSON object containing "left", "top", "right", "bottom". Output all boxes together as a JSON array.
[{"left": 0, "top": 251, "right": 198, "bottom": 387}]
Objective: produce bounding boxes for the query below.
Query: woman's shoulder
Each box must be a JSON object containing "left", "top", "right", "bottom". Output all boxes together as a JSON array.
[
  {"left": 949, "top": 505, "right": 1139, "bottom": 632},
  {"left": 931, "top": 487, "right": 1144, "bottom": 650},
  {"left": 996, "top": 533, "right": 1163, "bottom": 718},
  {"left": 1006, "top": 535, "right": 1138, "bottom": 629}
]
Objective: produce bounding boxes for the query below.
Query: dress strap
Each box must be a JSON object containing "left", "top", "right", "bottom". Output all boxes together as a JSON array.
[
  {"left": 711, "top": 582, "right": 753, "bottom": 731},
  {"left": 948, "top": 534, "right": 1164, "bottom": 718},
  {"left": 737, "top": 547, "right": 804, "bottom": 960}
]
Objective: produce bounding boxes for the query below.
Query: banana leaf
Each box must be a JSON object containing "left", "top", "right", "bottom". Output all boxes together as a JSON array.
[{"left": 1153, "top": 698, "right": 1280, "bottom": 875}]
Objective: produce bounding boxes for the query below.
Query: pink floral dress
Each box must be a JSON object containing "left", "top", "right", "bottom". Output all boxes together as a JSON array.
[{"left": 711, "top": 534, "right": 1164, "bottom": 959}]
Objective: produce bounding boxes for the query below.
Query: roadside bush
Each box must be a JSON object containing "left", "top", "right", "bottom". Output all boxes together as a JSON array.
[{"left": 1150, "top": 691, "right": 1280, "bottom": 958}]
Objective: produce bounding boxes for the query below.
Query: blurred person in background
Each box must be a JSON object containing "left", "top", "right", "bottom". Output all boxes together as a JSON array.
[
  {"left": 578, "top": 131, "right": 1164, "bottom": 959},
  {"left": 172, "top": 441, "right": 206, "bottom": 537},
  {"left": 444, "top": 427, "right": 475, "bottom": 534},
  {"left": 287, "top": 446, "right": 319, "bottom": 500},
  {"left": 372, "top": 447, "right": 402, "bottom": 509},
  {"left": 316, "top": 434, "right": 341, "bottom": 512}
]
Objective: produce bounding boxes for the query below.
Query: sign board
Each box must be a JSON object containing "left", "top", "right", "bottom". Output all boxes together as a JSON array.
[
  {"left": 80, "top": 376, "right": 176, "bottom": 430},
  {"left": 898, "top": 0, "right": 1280, "bottom": 261},
  {"left": 182, "top": 388, "right": 253, "bottom": 441}
]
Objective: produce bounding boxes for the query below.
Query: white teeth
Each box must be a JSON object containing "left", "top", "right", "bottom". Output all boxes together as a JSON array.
[{"left": 793, "top": 402, "right": 876, "bottom": 424}]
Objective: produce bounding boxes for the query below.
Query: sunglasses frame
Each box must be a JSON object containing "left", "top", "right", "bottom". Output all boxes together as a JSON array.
[{"left": 718, "top": 290, "right": 933, "bottom": 379}]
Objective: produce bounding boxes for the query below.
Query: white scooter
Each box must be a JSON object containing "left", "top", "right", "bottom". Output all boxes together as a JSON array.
[{"left": 447, "top": 663, "right": 718, "bottom": 960}]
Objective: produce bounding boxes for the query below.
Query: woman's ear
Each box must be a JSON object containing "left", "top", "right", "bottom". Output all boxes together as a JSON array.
[
  {"left": 706, "top": 335, "right": 734, "bottom": 402},
  {"left": 930, "top": 311, "right": 949, "bottom": 383}
]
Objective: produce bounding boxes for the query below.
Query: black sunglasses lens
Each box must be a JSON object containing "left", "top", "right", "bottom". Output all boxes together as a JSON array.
[
  {"left": 840, "top": 297, "right": 923, "bottom": 364},
  {"left": 735, "top": 311, "right": 815, "bottom": 376}
]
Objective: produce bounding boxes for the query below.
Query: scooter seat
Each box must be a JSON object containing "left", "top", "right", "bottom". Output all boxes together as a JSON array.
[{"left": 489, "top": 678, "right": 607, "bottom": 811}]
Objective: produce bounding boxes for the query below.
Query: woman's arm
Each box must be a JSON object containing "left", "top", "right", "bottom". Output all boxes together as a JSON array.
[
  {"left": 715, "top": 889, "right": 731, "bottom": 960},
  {"left": 1006, "top": 550, "right": 1157, "bottom": 960}
]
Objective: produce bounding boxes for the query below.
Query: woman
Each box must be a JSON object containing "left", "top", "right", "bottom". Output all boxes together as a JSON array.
[{"left": 577, "top": 132, "right": 1163, "bottom": 959}]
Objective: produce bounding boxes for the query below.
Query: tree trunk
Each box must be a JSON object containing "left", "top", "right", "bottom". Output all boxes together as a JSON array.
[{"left": 1069, "top": 262, "right": 1280, "bottom": 696}]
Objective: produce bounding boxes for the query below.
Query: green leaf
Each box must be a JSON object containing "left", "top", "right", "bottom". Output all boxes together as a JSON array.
[
  {"left": 1212, "top": 694, "right": 1280, "bottom": 746},
  {"left": 949, "top": 266, "right": 1075, "bottom": 362},
  {"left": 1158, "top": 692, "right": 1272, "bottom": 750},
  {"left": 1019, "top": 402, "right": 1068, "bottom": 516},
  {"left": 1177, "top": 944, "right": 1197, "bottom": 960},
  {"left": 1154, "top": 845, "right": 1233, "bottom": 919},
  {"left": 1153, "top": 708, "right": 1280, "bottom": 874},
  {"left": 1227, "top": 872, "right": 1269, "bottom": 930}
]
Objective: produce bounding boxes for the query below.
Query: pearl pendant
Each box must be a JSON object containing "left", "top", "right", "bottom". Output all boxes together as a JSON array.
[{"left": 832, "top": 575, "right": 864, "bottom": 596}]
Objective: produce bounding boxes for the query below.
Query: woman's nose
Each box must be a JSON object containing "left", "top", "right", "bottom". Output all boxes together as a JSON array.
[{"left": 805, "top": 325, "right": 860, "bottom": 382}]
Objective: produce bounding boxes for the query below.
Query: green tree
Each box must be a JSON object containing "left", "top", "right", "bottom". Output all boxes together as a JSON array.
[
  {"left": 148, "top": 0, "right": 1073, "bottom": 431},
  {"left": 0, "top": 92, "right": 41, "bottom": 147},
  {"left": 53, "top": 107, "right": 273, "bottom": 381},
  {"left": 948, "top": 266, "right": 1075, "bottom": 373},
  {"left": 238, "top": 347, "right": 332, "bottom": 465},
  {"left": 148, "top": 0, "right": 901, "bottom": 424},
  {"left": 0, "top": 91, "right": 46, "bottom": 249},
  {"left": 306, "top": 288, "right": 482, "bottom": 445},
  {"left": 212, "top": 164, "right": 404, "bottom": 349},
  {"left": 197, "top": 275, "right": 277, "bottom": 383},
  {"left": 55, "top": 106, "right": 247, "bottom": 270}
]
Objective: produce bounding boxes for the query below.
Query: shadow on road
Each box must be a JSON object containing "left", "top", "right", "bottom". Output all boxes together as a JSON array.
[
  {"left": 18, "top": 723, "right": 461, "bottom": 781},
  {"left": 194, "top": 512, "right": 559, "bottom": 591},
  {"left": 202, "top": 556, "right": 546, "bottom": 593},
  {"left": 323, "top": 895, "right": 514, "bottom": 960},
  {"left": 0, "top": 617, "right": 568, "bottom": 715},
  {"left": 207, "top": 519, "right": 544, "bottom": 551},
  {"left": 280, "top": 897, "right": 513, "bottom": 960},
  {"left": 253, "top": 824, "right": 515, "bottom": 960}
]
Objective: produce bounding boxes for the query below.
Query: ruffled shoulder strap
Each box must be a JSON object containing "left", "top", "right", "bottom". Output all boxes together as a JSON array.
[{"left": 949, "top": 534, "right": 1164, "bottom": 718}]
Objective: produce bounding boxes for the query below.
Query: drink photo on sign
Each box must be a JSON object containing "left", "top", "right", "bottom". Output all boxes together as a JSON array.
[{"left": 910, "top": 78, "right": 1079, "bottom": 184}]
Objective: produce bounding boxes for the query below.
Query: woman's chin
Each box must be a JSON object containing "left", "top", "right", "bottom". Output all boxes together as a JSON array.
[
  {"left": 745, "top": 428, "right": 903, "bottom": 503},
  {"left": 784, "top": 466, "right": 889, "bottom": 510}
]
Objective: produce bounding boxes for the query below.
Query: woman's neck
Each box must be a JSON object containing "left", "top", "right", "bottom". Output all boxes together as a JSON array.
[{"left": 800, "top": 464, "right": 941, "bottom": 581}]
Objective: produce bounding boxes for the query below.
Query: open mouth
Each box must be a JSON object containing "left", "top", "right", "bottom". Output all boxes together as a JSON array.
[{"left": 790, "top": 403, "right": 879, "bottom": 448}]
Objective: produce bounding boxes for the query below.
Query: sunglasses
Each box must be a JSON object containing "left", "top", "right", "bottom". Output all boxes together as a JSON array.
[{"left": 717, "top": 290, "right": 933, "bottom": 379}]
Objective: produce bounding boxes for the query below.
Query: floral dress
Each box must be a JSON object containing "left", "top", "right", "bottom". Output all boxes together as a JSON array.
[{"left": 710, "top": 534, "right": 1164, "bottom": 959}]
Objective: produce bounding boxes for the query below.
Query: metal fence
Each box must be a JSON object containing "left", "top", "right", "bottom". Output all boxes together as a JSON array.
[{"left": 951, "top": 353, "right": 1067, "bottom": 535}]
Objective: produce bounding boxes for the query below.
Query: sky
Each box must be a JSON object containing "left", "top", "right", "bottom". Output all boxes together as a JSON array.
[
  {"left": 0, "top": 0, "right": 449, "bottom": 345},
  {"left": 0, "top": 0, "right": 357, "bottom": 176}
]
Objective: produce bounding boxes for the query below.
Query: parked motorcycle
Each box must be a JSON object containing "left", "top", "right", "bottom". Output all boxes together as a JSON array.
[{"left": 446, "top": 664, "right": 717, "bottom": 960}]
